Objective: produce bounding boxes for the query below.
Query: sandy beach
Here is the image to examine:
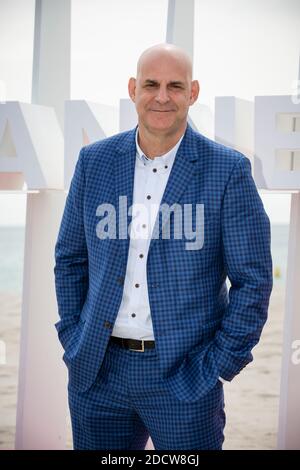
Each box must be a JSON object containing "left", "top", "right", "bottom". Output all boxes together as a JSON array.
[{"left": 0, "top": 283, "right": 284, "bottom": 450}]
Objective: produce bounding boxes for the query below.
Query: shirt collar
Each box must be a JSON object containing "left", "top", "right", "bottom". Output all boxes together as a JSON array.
[{"left": 135, "top": 127, "right": 184, "bottom": 168}]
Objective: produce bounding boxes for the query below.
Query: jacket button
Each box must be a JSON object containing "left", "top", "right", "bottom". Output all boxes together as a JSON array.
[
  {"left": 117, "top": 277, "right": 124, "bottom": 285},
  {"left": 104, "top": 321, "right": 112, "bottom": 329}
]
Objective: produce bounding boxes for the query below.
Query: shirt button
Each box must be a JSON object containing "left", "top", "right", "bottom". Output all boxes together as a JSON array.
[
  {"left": 142, "top": 224, "right": 147, "bottom": 229},
  {"left": 131, "top": 313, "right": 136, "bottom": 318},
  {"left": 153, "top": 168, "right": 157, "bottom": 173},
  {"left": 146, "top": 195, "right": 151, "bottom": 200},
  {"left": 139, "top": 253, "right": 144, "bottom": 258},
  {"left": 165, "top": 165, "right": 168, "bottom": 169},
  {"left": 135, "top": 283, "right": 140, "bottom": 288},
  {"left": 117, "top": 276, "right": 124, "bottom": 285},
  {"left": 104, "top": 321, "right": 112, "bottom": 329}
]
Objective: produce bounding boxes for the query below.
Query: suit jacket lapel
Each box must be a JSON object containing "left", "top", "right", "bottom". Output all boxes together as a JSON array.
[
  {"left": 114, "top": 128, "right": 137, "bottom": 266},
  {"left": 148, "top": 124, "right": 198, "bottom": 254},
  {"left": 114, "top": 124, "right": 199, "bottom": 263}
]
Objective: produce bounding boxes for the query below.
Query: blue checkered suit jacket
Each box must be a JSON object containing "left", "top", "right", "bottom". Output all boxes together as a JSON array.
[{"left": 54, "top": 123, "right": 273, "bottom": 402}]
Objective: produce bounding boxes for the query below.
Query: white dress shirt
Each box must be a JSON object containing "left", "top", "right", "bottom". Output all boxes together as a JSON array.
[{"left": 111, "top": 128, "right": 184, "bottom": 340}]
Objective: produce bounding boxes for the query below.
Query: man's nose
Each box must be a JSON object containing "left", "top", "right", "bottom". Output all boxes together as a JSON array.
[{"left": 155, "top": 86, "right": 170, "bottom": 104}]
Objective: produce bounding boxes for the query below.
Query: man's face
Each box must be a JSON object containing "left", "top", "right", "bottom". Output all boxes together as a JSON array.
[{"left": 128, "top": 53, "right": 199, "bottom": 137}]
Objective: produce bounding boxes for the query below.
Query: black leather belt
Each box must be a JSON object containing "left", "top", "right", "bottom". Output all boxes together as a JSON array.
[{"left": 110, "top": 336, "right": 155, "bottom": 352}]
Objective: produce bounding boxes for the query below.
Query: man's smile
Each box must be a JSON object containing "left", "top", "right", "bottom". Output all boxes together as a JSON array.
[{"left": 149, "top": 109, "right": 175, "bottom": 112}]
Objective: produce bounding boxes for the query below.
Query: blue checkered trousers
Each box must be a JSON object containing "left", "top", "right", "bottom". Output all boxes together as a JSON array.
[{"left": 54, "top": 123, "right": 273, "bottom": 450}]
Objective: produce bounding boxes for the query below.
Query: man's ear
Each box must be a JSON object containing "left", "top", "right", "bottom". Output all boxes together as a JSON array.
[
  {"left": 128, "top": 77, "right": 136, "bottom": 102},
  {"left": 189, "top": 80, "right": 200, "bottom": 105}
]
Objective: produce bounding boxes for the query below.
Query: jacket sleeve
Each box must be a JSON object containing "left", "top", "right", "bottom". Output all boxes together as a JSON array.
[
  {"left": 213, "top": 155, "right": 273, "bottom": 381},
  {"left": 54, "top": 147, "right": 89, "bottom": 344}
]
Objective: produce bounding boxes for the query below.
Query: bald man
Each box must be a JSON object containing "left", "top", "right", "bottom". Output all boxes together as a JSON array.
[{"left": 54, "top": 43, "right": 272, "bottom": 450}]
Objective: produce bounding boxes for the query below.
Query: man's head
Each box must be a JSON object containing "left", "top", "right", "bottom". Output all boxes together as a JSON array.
[{"left": 128, "top": 43, "right": 199, "bottom": 139}]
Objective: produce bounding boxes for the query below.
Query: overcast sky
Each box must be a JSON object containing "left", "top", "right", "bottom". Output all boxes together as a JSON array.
[{"left": 1, "top": 0, "right": 299, "bottom": 224}]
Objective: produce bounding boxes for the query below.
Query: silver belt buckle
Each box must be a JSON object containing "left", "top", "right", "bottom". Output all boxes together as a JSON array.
[{"left": 129, "top": 340, "right": 145, "bottom": 352}]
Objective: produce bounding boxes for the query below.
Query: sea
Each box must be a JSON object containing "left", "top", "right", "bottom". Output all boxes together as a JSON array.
[{"left": 0, "top": 224, "right": 289, "bottom": 294}]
